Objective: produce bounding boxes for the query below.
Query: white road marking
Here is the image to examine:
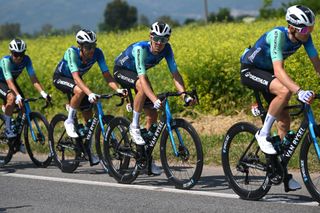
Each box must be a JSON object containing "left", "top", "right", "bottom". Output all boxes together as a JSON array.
[{"left": 1, "top": 172, "right": 319, "bottom": 206}]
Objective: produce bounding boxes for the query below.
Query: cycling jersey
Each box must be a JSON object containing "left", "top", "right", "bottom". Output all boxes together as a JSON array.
[
  {"left": 114, "top": 41, "right": 178, "bottom": 75},
  {"left": 54, "top": 46, "right": 109, "bottom": 78},
  {"left": 0, "top": 55, "right": 35, "bottom": 81},
  {"left": 240, "top": 26, "right": 318, "bottom": 71}
]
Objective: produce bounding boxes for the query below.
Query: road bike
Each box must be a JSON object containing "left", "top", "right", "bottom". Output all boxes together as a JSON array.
[
  {"left": 103, "top": 90, "right": 203, "bottom": 189},
  {"left": 0, "top": 97, "right": 51, "bottom": 167},
  {"left": 221, "top": 90, "right": 320, "bottom": 203},
  {"left": 49, "top": 93, "right": 123, "bottom": 173}
]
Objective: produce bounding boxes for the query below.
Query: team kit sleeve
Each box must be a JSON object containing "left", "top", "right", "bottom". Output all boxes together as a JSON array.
[
  {"left": 1, "top": 58, "right": 14, "bottom": 80},
  {"left": 132, "top": 46, "right": 147, "bottom": 75},
  {"left": 96, "top": 48, "right": 109, "bottom": 73},
  {"left": 165, "top": 45, "right": 178, "bottom": 73},
  {"left": 303, "top": 36, "right": 318, "bottom": 58},
  {"left": 266, "top": 29, "right": 285, "bottom": 62},
  {"left": 25, "top": 56, "right": 36, "bottom": 77},
  {"left": 65, "top": 48, "right": 81, "bottom": 73}
]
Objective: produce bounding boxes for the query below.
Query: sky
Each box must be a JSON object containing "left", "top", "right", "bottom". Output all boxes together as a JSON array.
[{"left": 0, "top": 0, "right": 293, "bottom": 33}]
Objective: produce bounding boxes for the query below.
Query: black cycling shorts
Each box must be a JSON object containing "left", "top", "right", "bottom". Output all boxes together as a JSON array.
[
  {"left": 113, "top": 66, "right": 153, "bottom": 108},
  {"left": 240, "top": 63, "right": 276, "bottom": 104},
  {"left": 0, "top": 80, "right": 24, "bottom": 103},
  {"left": 53, "top": 73, "right": 92, "bottom": 111}
]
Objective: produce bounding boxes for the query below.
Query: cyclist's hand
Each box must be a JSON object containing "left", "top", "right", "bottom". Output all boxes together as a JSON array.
[
  {"left": 88, "top": 93, "right": 98, "bottom": 103},
  {"left": 116, "top": 88, "right": 128, "bottom": 97},
  {"left": 15, "top": 94, "right": 23, "bottom": 108},
  {"left": 40, "top": 91, "right": 52, "bottom": 102},
  {"left": 297, "top": 89, "right": 314, "bottom": 104},
  {"left": 153, "top": 99, "right": 162, "bottom": 110},
  {"left": 184, "top": 94, "right": 196, "bottom": 106}
]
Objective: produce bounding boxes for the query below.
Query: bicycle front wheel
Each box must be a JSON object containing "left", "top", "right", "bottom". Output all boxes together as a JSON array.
[
  {"left": 221, "top": 122, "right": 271, "bottom": 200},
  {"left": 24, "top": 112, "right": 52, "bottom": 167},
  {"left": 49, "top": 114, "right": 80, "bottom": 173},
  {"left": 104, "top": 117, "right": 138, "bottom": 184},
  {"left": 160, "top": 118, "right": 203, "bottom": 189},
  {"left": 0, "top": 114, "right": 13, "bottom": 165},
  {"left": 300, "top": 133, "right": 320, "bottom": 203},
  {"left": 95, "top": 114, "right": 114, "bottom": 169}
]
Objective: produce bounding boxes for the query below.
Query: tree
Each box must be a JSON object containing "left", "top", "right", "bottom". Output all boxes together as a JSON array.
[
  {"left": 0, "top": 23, "right": 21, "bottom": 40},
  {"left": 139, "top": 14, "right": 150, "bottom": 27},
  {"left": 99, "top": 0, "right": 137, "bottom": 32},
  {"left": 216, "top": 8, "right": 234, "bottom": 22},
  {"left": 156, "top": 16, "right": 180, "bottom": 27}
]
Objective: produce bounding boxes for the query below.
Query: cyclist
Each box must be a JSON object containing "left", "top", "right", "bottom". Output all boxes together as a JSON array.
[
  {"left": 113, "top": 21, "right": 195, "bottom": 175},
  {"left": 0, "top": 39, "right": 51, "bottom": 153},
  {"left": 53, "top": 29, "right": 126, "bottom": 165},
  {"left": 240, "top": 5, "right": 320, "bottom": 191}
]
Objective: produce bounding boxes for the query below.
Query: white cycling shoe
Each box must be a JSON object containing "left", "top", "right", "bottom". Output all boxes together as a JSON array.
[
  {"left": 129, "top": 125, "right": 145, "bottom": 145},
  {"left": 64, "top": 120, "right": 79, "bottom": 138},
  {"left": 255, "top": 131, "right": 277, "bottom": 155}
]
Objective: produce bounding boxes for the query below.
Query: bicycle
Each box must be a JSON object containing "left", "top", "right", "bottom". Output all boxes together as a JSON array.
[
  {"left": 0, "top": 97, "right": 51, "bottom": 167},
  {"left": 221, "top": 90, "right": 320, "bottom": 203},
  {"left": 103, "top": 90, "right": 203, "bottom": 189},
  {"left": 48, "top": 93, "right": 123, "bottom": 173}
]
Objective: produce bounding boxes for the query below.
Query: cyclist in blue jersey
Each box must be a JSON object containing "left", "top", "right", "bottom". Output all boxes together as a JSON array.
[
  {"left": 53, "top": 29, "right": 126, "bottom": 165},
  {"left": 240, "top": 5, "right": 320, "bottom": 191},
  {"left": 114, "top": 22, "right": 195, "bottom": 175},
  {"left": 0, "top": 39, "right": 51, "bottom": 152}
]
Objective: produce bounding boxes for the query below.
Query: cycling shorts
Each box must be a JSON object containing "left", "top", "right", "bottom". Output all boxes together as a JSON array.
[
  {"left": 0, "top": 80, "right": 24, "bottom": 103},
  {"left": 240, "top": 63, "right": 276, "bottom": 104},
  {"left": 53, "top": 73, "right": 92, "bottom": 111}
]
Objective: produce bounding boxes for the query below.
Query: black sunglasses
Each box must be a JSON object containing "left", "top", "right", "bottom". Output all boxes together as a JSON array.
[{"left": 12, "top": 51, "right": 25, "bottom": 58}]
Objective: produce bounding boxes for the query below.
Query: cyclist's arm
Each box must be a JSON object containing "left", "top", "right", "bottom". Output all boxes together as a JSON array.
[
  {"left": 102, "top": 72, "right": 120, "bottom": 91},
  {"left": 268, "top": 30, "right": 300, "bottom": 93},
  {"left": 133, "top": 46, "right": 158, "bottom": 102},
  {"left": 171, "top": 71, "right": 186, "bottom": 94},
  {"left": 71, "top": 71, "right": 92, "bottom": 96},
  {"left": 1, "top": 58, "right": 21, "bottom": 97},
  {"left": 310, "top": 56, "right": 320, "bottom": 76},
  {"left": 26, "top": 57, "right": 45, "bottom": 94}
]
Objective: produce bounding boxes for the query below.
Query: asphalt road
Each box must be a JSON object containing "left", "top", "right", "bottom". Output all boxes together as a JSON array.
[{"left": 0, "top": 153, "right": 319, "bottom": 213}]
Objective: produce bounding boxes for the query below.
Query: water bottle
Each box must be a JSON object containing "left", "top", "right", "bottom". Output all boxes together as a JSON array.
[
  {"left": 271, "top": 134, "right": 281, "bottom": 154},
  {"left": 85, "top": 119, "right": 93, "bottom": 131},
  {"left": 281, "top": 130, "right": 295, "bottom": 151},
  {"left": 78, "top": 123, "right": 85, "bottom": 137},
  {"left": 147, "top": 123, "right": 158, "bottom": 138}
]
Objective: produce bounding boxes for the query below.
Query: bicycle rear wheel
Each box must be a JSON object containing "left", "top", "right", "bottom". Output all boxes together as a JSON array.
[
  {"left": 221, "top": 122, "right": 271, "bottom": 200},
  {"left": 300, "top": 133, "right": 320, "bottom": 203},
  {"left": 49, "top": 114, "right": 80, "bottom": 173},
  {"left": 0, "top": 115, "right": 13, "bottom": 165},
  {"left": 160, "top": 118, "right": 203, "bottom": 189},
  {"left": 104, "top": 117, "right": 138, "bottom": 183},
  {"left": 24, "top": 112, "right": 52, "bottom": 167}
]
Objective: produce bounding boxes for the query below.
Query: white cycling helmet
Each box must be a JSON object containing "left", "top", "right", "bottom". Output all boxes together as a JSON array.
[
  {"left": 9, "top": 39, "right": 26, "bottom": 53},
  {"left": 286, "top": 5, "right": 315, "bottom": 28},
  {"left": 76, "top": 29, "right": 97, "bottom": 44},
  {"left": 150, "top": 22, "right": 171, "bottom": 37}
]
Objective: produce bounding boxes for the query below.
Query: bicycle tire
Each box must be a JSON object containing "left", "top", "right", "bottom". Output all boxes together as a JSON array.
[
  {"left": 221, "top": 122, "right": 271, "bottom": 200},
  {"left": 104, "top": 117, "right": 138, "bottom": 183},
  {"left": 94, "top": 114, "right": 114, "bottom": 169},
  {"left": 160, "top": 118, "right": 203, "bottom": 189},
  {"left": 0, "top": 114, "right": 13, "bottom": 165},
  {"left": 24, "top": 112, "right": 52, "bottom": 167},
  {"left": 49, "top": 114, "right": 80, "bottom": 173},
  {"left": 300, "top": 133, "right": 320, "bottom": 203}
]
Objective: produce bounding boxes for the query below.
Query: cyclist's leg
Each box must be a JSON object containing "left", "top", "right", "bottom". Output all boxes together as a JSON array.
[
  {"left": 53, "top": 74, "right": 83, "bottom": 137},
  {"left": 0, "top": 82, "right": 16, "bottom": 138},
  {"left": 114, "top": 67, "right": 146, "bottom": 145}
]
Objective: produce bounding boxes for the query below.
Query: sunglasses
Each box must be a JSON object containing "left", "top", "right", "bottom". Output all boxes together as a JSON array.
[
  {"left": 12, "top": 51, "right": 25, "bottom": 58},
  {"left": 152, "top": 35, "right": 169, "bottom": 44},
  {"left": 82, "top": 43, "right": 96, "bottom": 50},
  {"left": 296, "top": 26, "right": 314, "bottom": 35}
]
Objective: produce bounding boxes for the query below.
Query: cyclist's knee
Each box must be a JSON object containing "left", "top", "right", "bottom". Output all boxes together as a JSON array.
[
  {"left": 6, "top": 92, "right": 15, "bottom": 104},
  {"left": 73, "top": 86, "right": 86, "bottom": 97}
]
